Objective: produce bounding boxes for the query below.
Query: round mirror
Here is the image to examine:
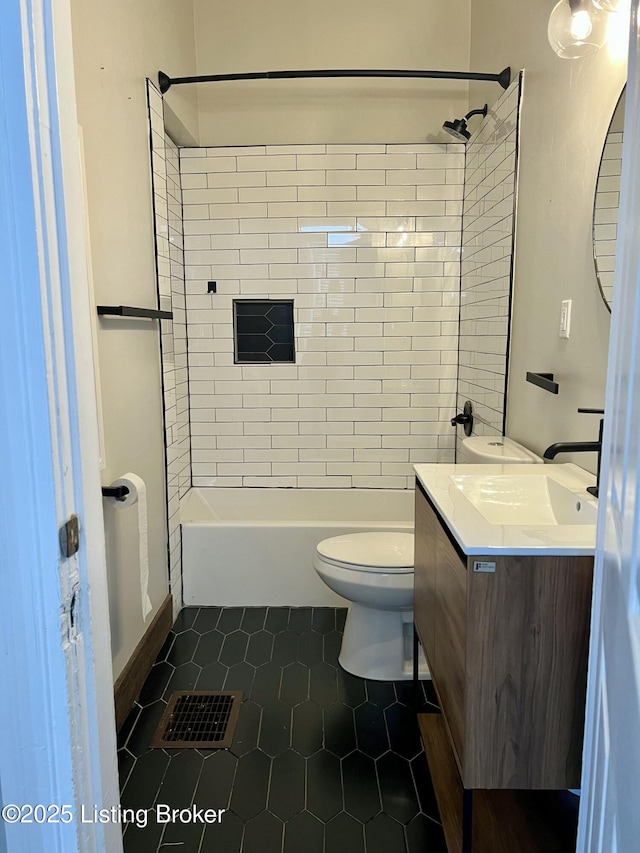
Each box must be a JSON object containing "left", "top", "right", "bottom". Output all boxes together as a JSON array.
[{"left": 593, "top": 87, "right": 625, "bottom": 312}]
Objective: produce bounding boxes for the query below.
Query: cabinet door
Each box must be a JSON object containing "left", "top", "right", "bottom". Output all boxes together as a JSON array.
[
  {"left": 434, "top": 521, "right": 468, "bottom": 768},
  {"left": 465, "top": 554, "right": 593, "bottom": 789},
  {"left": 414, "top": 484, "right": 437, "bottom": 667}
]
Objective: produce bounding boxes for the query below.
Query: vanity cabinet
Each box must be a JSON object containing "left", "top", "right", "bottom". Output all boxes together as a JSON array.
[{"left": 414, "top": 477, "right": 594, "bottom": 841}]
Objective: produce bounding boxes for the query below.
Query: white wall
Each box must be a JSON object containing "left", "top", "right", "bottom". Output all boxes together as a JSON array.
[
  {"left": 69, "top": 0, "right": 199, "bottom": 680},
  {"left": 469, "top": 0, "right": 627, "bottom": 470},
  {"left": 192, "top": 0, "right": 472, "bottom": 145}
]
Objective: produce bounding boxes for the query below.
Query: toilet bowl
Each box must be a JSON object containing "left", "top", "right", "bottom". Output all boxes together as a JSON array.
[
  {"left": 313, "top": 532, "right": 423, "bottom": 681},
  {"left": 313, "top": 435, "right": 542, "bottom": 681}
]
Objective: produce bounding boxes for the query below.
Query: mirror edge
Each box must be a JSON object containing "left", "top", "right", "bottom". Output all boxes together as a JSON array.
[{"left": 592, "top": 85, "right": 625, "bottom": 315}]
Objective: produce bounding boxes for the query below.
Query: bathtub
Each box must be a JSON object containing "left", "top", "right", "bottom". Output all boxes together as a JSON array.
[{"left": 181, "top": 488, "right": 414, "bottom": 606}]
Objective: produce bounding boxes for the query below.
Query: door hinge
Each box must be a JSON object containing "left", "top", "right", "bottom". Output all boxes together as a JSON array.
[{"left": 59, "top": 514, "right": 80, "bottom": 558}]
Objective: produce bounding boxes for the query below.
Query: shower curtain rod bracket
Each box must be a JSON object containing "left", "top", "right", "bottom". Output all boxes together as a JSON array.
[
  {"left": 158, "top": 71, "right": 171, "bottom": 94},
  {"left": 157, "top": 67, "right": 511, "bottom": 95},
  {"left": 497, "top": 66, "right": 511, "bottom": 90}
]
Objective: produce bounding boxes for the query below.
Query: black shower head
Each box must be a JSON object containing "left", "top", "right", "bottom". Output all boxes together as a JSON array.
[
  {"left": 442, "top": 104, "right": 488, "bottom": 143},
  {"left": 442, "top": 118, "right": 472, "bottom": 142}
]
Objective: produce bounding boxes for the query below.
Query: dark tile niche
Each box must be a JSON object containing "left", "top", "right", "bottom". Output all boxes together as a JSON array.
[{"left": 234, "top": 300, "right": 295, "bottom": 364}]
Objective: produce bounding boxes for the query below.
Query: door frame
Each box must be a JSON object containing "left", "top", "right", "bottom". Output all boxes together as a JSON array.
[
  {"left": 577, "top": 2, "right": 640, "bottom": 849},
  {"left": 0, "top": 0, "right": 120, "bottom": 850}
]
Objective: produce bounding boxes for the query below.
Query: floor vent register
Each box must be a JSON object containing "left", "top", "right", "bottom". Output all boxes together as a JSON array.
[{"left": 151, "top": 690, "right": 242, "bottom": 749}]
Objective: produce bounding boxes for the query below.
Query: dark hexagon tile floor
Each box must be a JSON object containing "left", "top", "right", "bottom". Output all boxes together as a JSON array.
[{"left": 118, "top": 607, "right": 446, "bottom": 853}]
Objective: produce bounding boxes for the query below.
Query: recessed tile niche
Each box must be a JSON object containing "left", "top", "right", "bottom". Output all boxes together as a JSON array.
[{"left": 233, "top": 299, "right": 295, "bottom": 363}]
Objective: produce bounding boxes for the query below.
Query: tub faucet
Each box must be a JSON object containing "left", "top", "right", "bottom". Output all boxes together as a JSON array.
[{"left": 542, "top": 408, "right": 604, "bottom": 498}]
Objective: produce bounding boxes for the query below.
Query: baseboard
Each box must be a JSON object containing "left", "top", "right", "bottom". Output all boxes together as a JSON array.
[{"left": 114, "top": 594, "right": 173, "bottom": 732}]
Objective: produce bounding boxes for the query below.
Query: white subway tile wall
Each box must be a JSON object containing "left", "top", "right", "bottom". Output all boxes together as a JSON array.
[
  {"left": 456, "top": 80, "right": 521, "bottom": 452},
  {"left": 147, "top": 82, "right": 192, "bottom": 618},
  {"left": 180, "top": 143, "right": 465, "bottom": 488},
  {"left": 593, "top": 129, "right": 621, "bottom": 308}
]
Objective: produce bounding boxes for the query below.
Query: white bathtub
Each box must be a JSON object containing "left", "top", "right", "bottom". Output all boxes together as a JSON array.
[{"left": 181, "top": 488, "right": 414, "bottom": 606}]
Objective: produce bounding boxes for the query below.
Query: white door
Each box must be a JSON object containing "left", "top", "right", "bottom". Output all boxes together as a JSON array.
[
  {"left": 577, "top": 3, "right": 640, "bottom": 850},
  {"left": 0, "top": 1, "right": 120, "bottom": 851}
]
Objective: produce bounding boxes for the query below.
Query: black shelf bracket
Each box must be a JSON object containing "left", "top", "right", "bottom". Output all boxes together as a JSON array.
[
  {"left": 97, "top": 305, "right": 173, "bottom": 320},
  {"left": 526, "top": 372, "right": 559, "bottom": 395}
]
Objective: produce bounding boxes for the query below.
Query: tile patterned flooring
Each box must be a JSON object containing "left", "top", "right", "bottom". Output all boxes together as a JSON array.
[{"left": 118, "top": 607, "right": 447, "bottom": 852}]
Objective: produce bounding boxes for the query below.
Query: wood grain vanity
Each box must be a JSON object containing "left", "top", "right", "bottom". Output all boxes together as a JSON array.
[{"left": 414, "top": 477, "right": 594, "bottom": 852}]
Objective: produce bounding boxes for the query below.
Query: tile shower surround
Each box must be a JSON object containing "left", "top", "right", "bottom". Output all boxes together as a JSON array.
[
  {"left": 456, "top": 80, "right": 521, "bottom": 450},
  {"left": 181, "top": 144, "right": 465, "bottom": 489},
  {"left": 118, "top": 606, "right": 446, "bottom": 853},
  {"left": 148, "top": 82, "right": 191, "bottom": 617}
]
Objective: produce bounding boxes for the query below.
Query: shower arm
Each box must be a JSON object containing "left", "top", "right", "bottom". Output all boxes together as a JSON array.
[
  {"left": 464, "top": 105, "right": 489, "bottom": 120},
  {"left": 157, "top": 67, "right": 511, "bottom": 95}
]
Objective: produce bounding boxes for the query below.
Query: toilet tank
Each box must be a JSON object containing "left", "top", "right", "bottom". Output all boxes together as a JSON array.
[{"left": 459, "top": 436, "right": 543, "bottom": 464}]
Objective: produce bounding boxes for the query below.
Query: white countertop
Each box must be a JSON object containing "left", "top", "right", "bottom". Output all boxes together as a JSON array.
[{"left": 413, "top": 462, "right": 598, "bottom": 556}]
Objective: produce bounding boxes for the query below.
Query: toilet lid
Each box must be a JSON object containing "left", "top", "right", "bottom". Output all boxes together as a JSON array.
[{"left": 316, "top": 532, "right": 414, "bottom": 573}]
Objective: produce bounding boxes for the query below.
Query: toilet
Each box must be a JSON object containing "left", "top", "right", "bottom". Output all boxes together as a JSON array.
[{"left": 313, "top": 436, "right": 542, "bottom": 681}]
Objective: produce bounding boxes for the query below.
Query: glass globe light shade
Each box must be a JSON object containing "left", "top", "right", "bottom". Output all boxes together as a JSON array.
[
  {"left": 593, "top": 0, "right": 630, "bottom": 11},
  {"left": 548, "top": 0, "right": 609, "bottom": 58}
]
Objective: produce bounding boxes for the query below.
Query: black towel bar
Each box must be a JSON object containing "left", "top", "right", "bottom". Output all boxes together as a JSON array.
[
  {"left": 97, "top": 305, "right": 173, "bottom": 320},
  {"left": 526, "top": 372, "right": 559, "bottom": 395}
]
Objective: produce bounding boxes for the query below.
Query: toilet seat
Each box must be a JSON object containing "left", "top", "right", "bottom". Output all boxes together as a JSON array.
[{"left": 315, "top": 532, "right": 414, "bottom": 573}]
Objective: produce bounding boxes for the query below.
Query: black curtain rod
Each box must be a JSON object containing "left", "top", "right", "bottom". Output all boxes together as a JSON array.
[{"left": 158, "top": 67, "right": 511, "bottom": 95}]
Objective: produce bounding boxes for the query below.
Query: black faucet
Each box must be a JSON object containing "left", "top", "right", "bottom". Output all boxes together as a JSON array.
[{"left": 542, "top": 408, "right": 604, "bottom": 498}]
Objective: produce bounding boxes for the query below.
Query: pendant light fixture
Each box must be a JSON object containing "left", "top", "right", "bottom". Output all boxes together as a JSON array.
[
  {"left": 547, "top": 0, "right": 609, "bottom": 58},
  {"left": 592, "top": 0, "right": 630, "bottom": 10}
]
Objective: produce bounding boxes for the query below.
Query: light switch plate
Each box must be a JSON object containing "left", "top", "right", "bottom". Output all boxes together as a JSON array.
[{"left": 560, "top": 299, "right": 572, "bottom": 339}]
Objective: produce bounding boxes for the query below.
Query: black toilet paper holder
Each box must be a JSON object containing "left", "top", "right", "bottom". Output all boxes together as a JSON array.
[{"left": 101, "top": 485, "right": 129, "bottom": 501}]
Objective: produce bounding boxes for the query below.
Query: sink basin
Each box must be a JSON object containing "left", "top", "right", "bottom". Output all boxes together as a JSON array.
[
  {"left": 450, "top": 473, "right": 598, "bottom": 526},
  {"left": 413, "top": 462, "right": 598, "bottom": 555}
]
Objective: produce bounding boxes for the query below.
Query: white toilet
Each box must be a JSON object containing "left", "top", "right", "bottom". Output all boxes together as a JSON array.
[{"left": 313, "top": 436, "right": 542, "bottom": 681}]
